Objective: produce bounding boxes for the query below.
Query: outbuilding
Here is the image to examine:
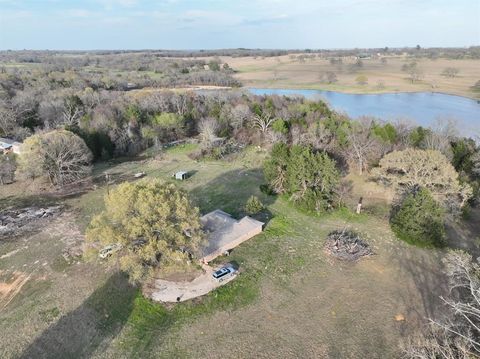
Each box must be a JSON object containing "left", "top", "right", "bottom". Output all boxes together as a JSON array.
[
  {"left": 174, "top": 171, "right": 189, "bottom": 180},
  {"left": 0, "top": 138, "right": 22, "bottom": 155}
]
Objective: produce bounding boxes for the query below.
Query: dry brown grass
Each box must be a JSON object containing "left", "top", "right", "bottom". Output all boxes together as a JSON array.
[{"left": 220, "top": 54, "right": 480, "bottom": 99}]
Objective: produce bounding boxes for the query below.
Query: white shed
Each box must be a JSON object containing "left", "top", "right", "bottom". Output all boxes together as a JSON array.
[
  {"left": 0, "top": 138, "right": 22, "bottom": 155},
  {"left": 174, "top": 171, "right": 188, "bottom": 180}
]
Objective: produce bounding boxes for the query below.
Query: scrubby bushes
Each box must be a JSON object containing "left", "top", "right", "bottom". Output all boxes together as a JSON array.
[{"left": 390, "top": 188, "right": 446, "bottom": 247}]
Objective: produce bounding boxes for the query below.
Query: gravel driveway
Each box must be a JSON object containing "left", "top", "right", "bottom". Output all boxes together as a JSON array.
[{"left": 150, "top": 265, "right": 237, "bottom": 302}]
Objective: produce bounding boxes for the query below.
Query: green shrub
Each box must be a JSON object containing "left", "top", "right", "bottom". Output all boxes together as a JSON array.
[
  {"left": 264, "top": 144, "right": 340, "bottom": 212},
  {"left": 286, "top": 145, "right": 339, "bottom": 212},
  {"left": 390, "top": 188, "right": 445, "bottom": 247},
  {"left": 245, "top": 196, "right": 264, "bottom": 215},
  {"left": 409, "top": 126, "right": 428, "bottom": 147},
  {"left": 259, "top": 184, "right": 275, "bottom": 196},
  {"left": 372, "top": 123, "right": 397, "bottom": 144},
  {"left": 271, "top": 119, "right": 289, "bottom": 134}
]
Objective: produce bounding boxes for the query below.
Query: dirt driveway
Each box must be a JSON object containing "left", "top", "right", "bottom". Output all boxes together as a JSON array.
[{"left": 150, "top": 265, "right": 237, "bottom": 302}]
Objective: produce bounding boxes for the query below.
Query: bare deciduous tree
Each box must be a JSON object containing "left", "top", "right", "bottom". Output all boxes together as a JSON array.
[
  {"left": 265, "top": 129, "right": 287, "bottom": 144},
  {"left": 319, "top": 71, "right": 337, "bottom": 84},
  {"left": 17, "top": 130, "right": 92, "bottom": 187},
  {"left": 230, "top": 104, "right": 251, "bottom": 130},
  {"left": 62, "top": 96, "right": 83, "bottom": 127},
  {"left": 441, "top": 67, "right": 460, "bottom": 78},
  {"left": 251, "top": 113, "right": 275, "bottom": 134},
  {"left": 38, "top": 99, "right": 64, "bottom": 129},
  {"left": 303, "top": 121, "right": 334, "bottom": 150},
  {"left": 372, "top": 148, "right": 472, "bottom": 213},
  {"left": 393, "top": 118, "right": 416, "bottom": 150},
  {"left": 404, "top": 250, "right": 480, "bottom": 358},
  {"left": 198, "top": 117, "right": 219, "bottom": 148},
  {"left": 0, "top": 153, "right": 16, "bottom": 185},
  {"left": 423, "top": 118, "right": 459, "bottom": 159},
  {"left": 0, "top": 104, "right": 17, "bottom": 136},
  {"left": 109, "top": 127, "right": 131, "bottom": 156},
  {"left": 402, "top": 62, "right": 424, "bottom": 83},
  {"left": 172, "top": 93, "right": 189, "bottom": 116},
  {"left": 345, "top": 118, "right": 381, "bottom": 175}
]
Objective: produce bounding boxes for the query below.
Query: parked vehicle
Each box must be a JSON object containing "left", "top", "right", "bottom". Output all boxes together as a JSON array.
[
  {"left": 99, "top": 243, "right": 122, "bottom": 259},
  {"left": 212, "top": 266, "right": 236, "bottom": 282}
]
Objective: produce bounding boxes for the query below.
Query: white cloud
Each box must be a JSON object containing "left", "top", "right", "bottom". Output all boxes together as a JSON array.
[
  {"left": 1, "top": 9, "right": 34, "bottom": 20},
  {"left": 95, "top": 0, "right": 139, "bottom": 9},
  {"left": 179, "top": 9, "right": 243, "bottom": 25}
]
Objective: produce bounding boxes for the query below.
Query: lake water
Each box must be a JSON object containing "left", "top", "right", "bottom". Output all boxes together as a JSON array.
[{"left": 248, "top": 88, "right": 480, "bottom": 135}]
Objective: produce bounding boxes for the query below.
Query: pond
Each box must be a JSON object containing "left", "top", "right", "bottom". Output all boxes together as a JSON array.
[{"left": 248, "top": 88, "right": 480, "bottom": 136}]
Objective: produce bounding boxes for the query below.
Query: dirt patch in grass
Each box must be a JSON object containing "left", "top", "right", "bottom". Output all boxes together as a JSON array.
[{"left": 0, "top": 271, "right": 31, "bottom": 311}]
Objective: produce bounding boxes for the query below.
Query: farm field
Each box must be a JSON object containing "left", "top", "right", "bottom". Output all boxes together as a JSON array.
[
  {"left": 221, "top": 55, "right": 480, "bottom": 99},
  {"left": 1, "top": 144, "right": 475, "bottom": 358}
]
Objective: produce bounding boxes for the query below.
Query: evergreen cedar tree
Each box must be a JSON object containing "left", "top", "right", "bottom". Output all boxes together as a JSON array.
[
  {"left": 245, "top": 195, "right": 264, "bottom": 215},
  {"left": 264, "top": 143, "right": 340, "bottom": 212},
  {"left": 390, "top": 187, "right": 445, "bottom": 246},
  {"left": 86, "top": 179, "right": 204, "bottom": 283}
]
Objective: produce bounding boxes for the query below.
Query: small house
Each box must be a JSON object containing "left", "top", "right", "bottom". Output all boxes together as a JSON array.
[
  {"left": 199, "top": 209, "right": 264, "bottom": 264},
  {"left": 0, "top": 138, "right": 22, "bottom": 155}
]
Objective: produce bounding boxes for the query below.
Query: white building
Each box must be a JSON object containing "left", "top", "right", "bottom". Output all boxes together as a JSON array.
[{"left": 0, "top": 138, "right": 22, "bottom": 155}]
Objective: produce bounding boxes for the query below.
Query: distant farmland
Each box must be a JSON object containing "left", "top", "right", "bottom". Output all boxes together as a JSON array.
[{"left": 223, "top": 54, "right": 480, "bottom": 99}]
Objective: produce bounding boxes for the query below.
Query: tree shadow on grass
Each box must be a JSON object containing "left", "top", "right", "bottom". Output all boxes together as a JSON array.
[
  {"left": 444, "top": 207, "right": 480, "bottom": 257},
  {"left": 189, "top": 167, "right": 276, "bottom": 220},
  {"left": 0, "top": 194, "right": 59, "bottom": 211},
  {"left": 20, "top": 272, "right": 137, "bottom": 359},
  {"left": 391, "top": 248, "right": 449, "bottom": 333}
]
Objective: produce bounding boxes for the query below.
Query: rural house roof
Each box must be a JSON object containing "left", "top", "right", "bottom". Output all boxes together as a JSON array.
[
  {"left": 200, "top": 209, "right": 264, "bottom": 263},
  {"left": 0, "top": 138, "right": 22, "bottom": 153}
]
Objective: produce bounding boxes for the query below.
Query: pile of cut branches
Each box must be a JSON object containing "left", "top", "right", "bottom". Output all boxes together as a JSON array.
[
  {"left": 324, "top": 229, "right": 373, "bottom": 261},
  {"left": 0, "top": 206, "right": 62, "bottom": 238}
]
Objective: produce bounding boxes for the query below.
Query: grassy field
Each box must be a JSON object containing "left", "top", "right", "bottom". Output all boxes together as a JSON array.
[
  {"left": 1, "top": 144, "right": 476, "bottom": 358},
  {"left": 220, "top": 54, "right": 480, "bottom": 99}
]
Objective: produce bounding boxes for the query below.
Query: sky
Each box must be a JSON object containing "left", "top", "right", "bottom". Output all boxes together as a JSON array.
[{"left": 0, "top": 0, "right": 479, "bottom": 50}]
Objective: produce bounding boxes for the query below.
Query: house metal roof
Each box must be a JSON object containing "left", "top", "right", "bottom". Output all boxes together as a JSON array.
[
  {"left": 0, "top": 137, "right": 21, "bottom": 147},
  {"left": 200, "top": 209, "right": 264, "bottom": 261}
]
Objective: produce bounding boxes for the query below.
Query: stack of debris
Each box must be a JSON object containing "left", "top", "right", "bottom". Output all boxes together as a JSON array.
[
  {"left": 0, "top": 206, "right": 62, "bottom": 237},
  {"left": 324, "top": 229, "right": 373, "bottom": 261}
]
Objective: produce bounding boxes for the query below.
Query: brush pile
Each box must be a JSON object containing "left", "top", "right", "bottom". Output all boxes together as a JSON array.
[
  {"left": 324, "top": 229, "right": 373, "bottom": 261},
  {"left": 0, "top": 206, "right": 62, "bottom": 237}
]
